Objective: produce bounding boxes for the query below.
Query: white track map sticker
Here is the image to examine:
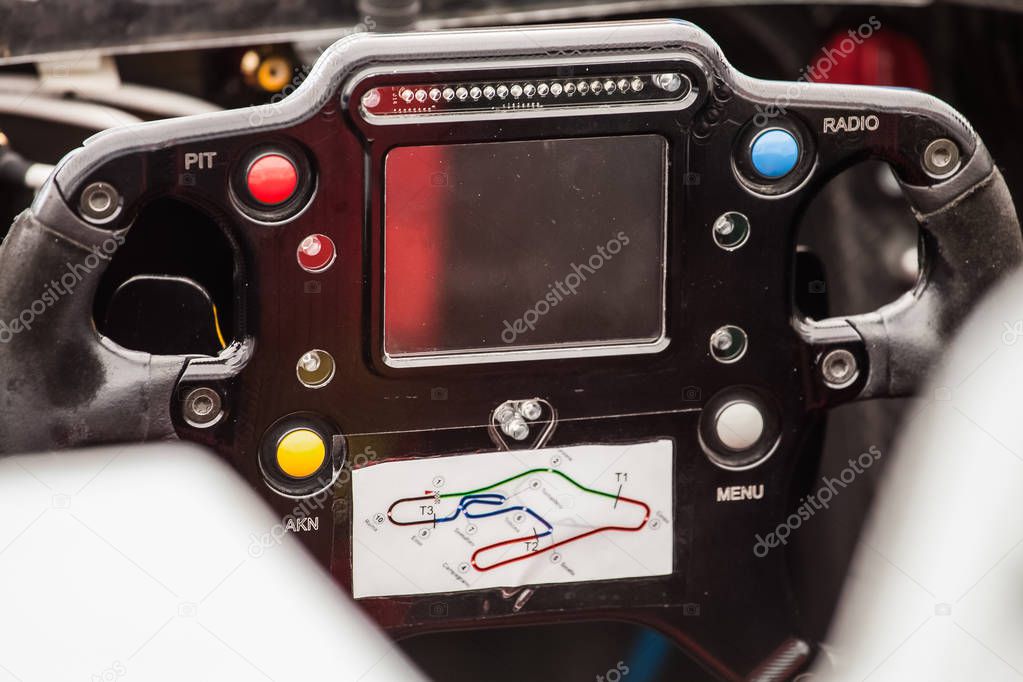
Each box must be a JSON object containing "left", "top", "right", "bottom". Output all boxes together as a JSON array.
[{"left": 352, "top": 440, "right": 673, "bottom": 598}]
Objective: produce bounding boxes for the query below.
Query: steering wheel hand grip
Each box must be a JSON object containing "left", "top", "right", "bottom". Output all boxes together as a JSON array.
[
  {"left": 819, "top": 268, "right": 1023, "bottom": 680},
  {"left": 0, "top": 191, "right": 186, "bottom": 454},
  {"left": 831, "top": 144, "right": 1022, "bottom": 399}
]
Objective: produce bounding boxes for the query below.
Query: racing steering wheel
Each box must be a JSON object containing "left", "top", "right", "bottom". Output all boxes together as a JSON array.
[{"left": 0, "top": 20, "right": 1019, "bottom": 680}]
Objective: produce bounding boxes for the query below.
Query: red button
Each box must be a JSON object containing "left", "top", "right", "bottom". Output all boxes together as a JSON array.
[
  {"left": 297, "top": 234, "right": 336, "bottom": 273},
  {"left": 246, "top": 153, "right": 298, "bottom": 205}
]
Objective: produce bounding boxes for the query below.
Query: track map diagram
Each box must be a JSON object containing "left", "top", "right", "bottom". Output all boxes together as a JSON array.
[{"left": 352, "top": 441, "right": 673, "bottom": 598}]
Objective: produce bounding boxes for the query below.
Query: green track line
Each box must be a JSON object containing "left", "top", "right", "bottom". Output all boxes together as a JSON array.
[{"left": 438, "top": 467, "right": 620, "bottom": 501}]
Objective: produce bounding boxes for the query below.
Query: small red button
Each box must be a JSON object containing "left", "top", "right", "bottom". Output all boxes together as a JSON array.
[
  {"left": 297, "top": 234, "right": 336, "bottom": 273},
  {"left": 246, "top": 153, "right": 298, "bottom": 205}
]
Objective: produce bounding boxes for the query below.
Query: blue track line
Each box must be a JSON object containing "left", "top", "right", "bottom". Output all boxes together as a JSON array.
[{"left": 433, "top": 493, "right": 554, "bottom": 537}]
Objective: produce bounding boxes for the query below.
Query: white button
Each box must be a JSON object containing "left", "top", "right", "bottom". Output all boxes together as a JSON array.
[{"left": 715, "top": 401, "right": 764, "bottom": 451}]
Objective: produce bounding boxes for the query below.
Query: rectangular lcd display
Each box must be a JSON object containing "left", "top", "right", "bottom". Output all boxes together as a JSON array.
[{"left": 383, "top": 135, "right": 668, "bottom": 362}]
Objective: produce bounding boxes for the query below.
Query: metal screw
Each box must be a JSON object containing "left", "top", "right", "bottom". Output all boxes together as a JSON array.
[
  {"left": 360, "top": 89, "right": 381, "bottom": 109},
  {"left": 821, "top": 349, "right": 859, "bottom": 388},
  {"left": 653, "top": 72, "right": 690, "bottom": 94},
  {"left": 922, "top": 138, "right": 961, "bottom": 178},
  {"left": 183, "top": 387, "right": 223, "bottom": 428},
  {"left": 494, "top": 404, "right": 517, "bottom": 425},
  {"left": 79, "top": 181, "right": 121, "bottom": 224},
  {"left": 519, "top": 400, "right": 542, "bottom": 421},
  {"left": 501, "top": 417, "right": 530, "bottom": 441}
]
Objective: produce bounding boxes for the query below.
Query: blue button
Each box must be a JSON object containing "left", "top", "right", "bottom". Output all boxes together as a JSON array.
[{"left": 750, "top": 129, "right": 800, "bottom": 179}]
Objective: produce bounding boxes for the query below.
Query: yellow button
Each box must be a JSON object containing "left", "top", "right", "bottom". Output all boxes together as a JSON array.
[{"left": 276, "top": 429, "right": 326, "bottom": 479}]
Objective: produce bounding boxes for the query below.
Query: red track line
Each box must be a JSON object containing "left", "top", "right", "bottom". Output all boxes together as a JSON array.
[
  {"left": 470, "top": 495, "right": 651, "bottom": 572},
  {"left": 386, "top": 494, "right": 436, "bottom": 526}
]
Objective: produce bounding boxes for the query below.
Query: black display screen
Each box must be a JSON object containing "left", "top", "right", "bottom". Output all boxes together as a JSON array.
[{"left": 383, "top": 135, "right": 668, "bottom": 362}]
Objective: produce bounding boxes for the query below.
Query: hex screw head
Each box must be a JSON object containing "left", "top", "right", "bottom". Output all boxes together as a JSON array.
[
  {"left": 922, "top": 138, "right": 961, "bottom": 178},
  {"left": 79, "top": 181, "right": 121, "bottom": 224},
  {"left": 183, "top": 387, "right": 223, "bottom": 428},
  {"left": 821, "top": 349, "right": 859, "bottom": 389}
]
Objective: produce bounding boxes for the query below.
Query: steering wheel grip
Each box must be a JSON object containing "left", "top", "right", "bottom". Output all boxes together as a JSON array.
[
  {"left": 816, "top": 269, "right": 1023, "bottom": 680},
  {"left": 812, "top": 141, "right": 1023, "bottom": 400},
  {"left": 0, "top": 187, "right": 186, "bottom": 454}
]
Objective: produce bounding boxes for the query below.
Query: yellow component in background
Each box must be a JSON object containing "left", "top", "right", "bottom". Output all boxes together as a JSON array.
[
  {"left": 276, "top": 429, "right": 326, "bottom": 479},
  {"left": 257, "top": 55, "right": 293, "bottom": 93}
]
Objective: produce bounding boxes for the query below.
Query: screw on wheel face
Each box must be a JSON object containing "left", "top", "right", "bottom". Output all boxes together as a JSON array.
[
  {"left": 79, "top": 181, "right": 121, "bottom": 224},
  {"left": 922, "top": 138, "right": 961, "bottom": 178},
  {"left": 183, "top": 387, "right": 223, "bottom": 428},
  {"left": 494, "top": 405, "right": 517, "bottom": 425},
  {"left": 519, "top": 400, "right": 542, "bottom": 421},
  {"left": 821, "top": 349, "right": 859, "bottom": 388},
  {"left": 653, "top": 72, "right": 689, "bottom": 94},
  {"left": 501, "top": 417, "right": 530, "bottom": 441}
]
